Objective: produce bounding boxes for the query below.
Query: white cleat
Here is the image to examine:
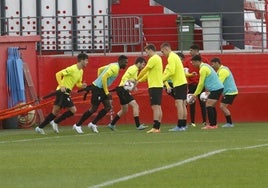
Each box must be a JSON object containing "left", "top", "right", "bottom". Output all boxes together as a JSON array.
[
  {"left": 88, "top": 122, "right": 99, "bottom": 133},
  {"left": 73, "top": 124, "right": 84, "bottom": 134},
  {"left": 35, "top": 127, "right": 45, "bottom": 135},
  {"left": 50, "top": 120, "right": 59, "bottom": 134}
]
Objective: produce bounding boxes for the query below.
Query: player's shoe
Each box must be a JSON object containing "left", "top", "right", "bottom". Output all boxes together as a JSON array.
[
  {"left": 35, "top": 127, "right": 45, "bottom": 135},
  {"left": 201, "top": 125, "right": 218, "bottom": 130},
  {"left": 73, "top": 124, "right": 84, "bottom": 134},
  {"left": 191, "top": 123, "right": 196, "bottom": 127},
  {"left": 222, "top": 123, "right": 234, "bottom": 128},
  {"left": 136, "top": 124, "right": 148, "bottom": 130},
  {"left": 169, "top": 126, "right": 186, "bottom": 132},
  {"left": 146, "top": 128, "right": 160, "bottom": 133},
  {"left": 88, "top": 122, "right": 99, "bottom": 133},
  {"left": 50, "top": 120, "right": 59, "bottom": 134},
  {"left": 202, "top": 122, "right": 207, "bottom": 126},
  {"left": 107, "top": 123, "right": 116, "bottom": 131}
]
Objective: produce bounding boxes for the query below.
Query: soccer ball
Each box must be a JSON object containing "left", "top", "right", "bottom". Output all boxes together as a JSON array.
[
  {"left": 123, "top": 80, "right": 135, "bottom": 91},
  {"left": 186, "top": 94, "right": 195, "bottom": 104},
  {"left": 200, "top": 92, "right": 209, "bottom": 102}
]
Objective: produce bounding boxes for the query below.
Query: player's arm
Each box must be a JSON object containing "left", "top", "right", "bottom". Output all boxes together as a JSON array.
[
  {"left": 137, "top": 66, "right": 150, "bottom": 82},
  {"left": 55, "top": 67, "right": 70, "bottom": 91},
  {"left": 76, "top": 72, "right": 86, "bottom": 89},
  {"left": 162, "top": 62, "right": 174, "bottom": 82},
  {"left": 164, "top": 81, "right": 172, "bottom": 89},
  {"left": 101, "top": 72, "right": 110, "bottom": 95},
  {"left": 97, "top": 65, "right": 107, "bottom": 76},
  {"left": 193, "top": 68, "right": 207, "bottom": 96}
]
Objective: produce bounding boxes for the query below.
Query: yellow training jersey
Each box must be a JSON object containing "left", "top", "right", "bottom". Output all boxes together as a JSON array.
[
  {"left": 141, "top": 54, "right": 163, "bottom": 88},
  {"left": 56, "top": 64, "right": 83, "bottom": 90},
  {"left": 162, "top": 51, "right": 187, "bottom": 87},
  {"left": 119, "top": 64, "right": 138, "bottom": 86}
]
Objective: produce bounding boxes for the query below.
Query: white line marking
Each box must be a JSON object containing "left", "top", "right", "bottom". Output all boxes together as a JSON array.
[{"left": 88, "top": 143, "right": 268, "bottom": 188}]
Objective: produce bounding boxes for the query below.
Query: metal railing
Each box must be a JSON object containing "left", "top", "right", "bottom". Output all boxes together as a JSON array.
[{"left": 0, "top": 11, "right": 267, "bottom": 54}]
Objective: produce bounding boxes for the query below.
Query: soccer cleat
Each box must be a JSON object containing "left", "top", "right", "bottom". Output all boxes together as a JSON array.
[
  {"left": 191, "top": 123, "right": 196, "bottom": 127},
  {"left": 222, "top": 123, "right": 234, "bottom": 128},
  {"left": 202, "top": 122, "right": 207, "bottom": 126},
  {"left": 50, "top": 120, "right": 59, "bottom": 134},
  {"left": 201, "top": 125, "right": 218, "bottom": 130},
  {"left": 146, "top": 128, "right": 160, "bottom": 133},
  {"left": 73, "top": 124, "right": 84, "bottom": 134},
  {"left": 35, "top": 127, "right": 45, "bottom": 135},
  {"left": 136, "top": 124, "right": 148, "bottom": 130},
  {"left": 107, "top": 123, "right": 116, "bottom": 131},
  {"left": 88, "top": 122, "right": 99, "bottom": 133},
  {"left": 169, "top": 126, "right": 186, "bottom": 132}
]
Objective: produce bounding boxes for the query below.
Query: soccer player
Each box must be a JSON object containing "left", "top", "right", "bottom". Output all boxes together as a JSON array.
[
  {"left": 160, "top": 42, "right": 188, "bottom": 131},
  {"left": 184, "top": 44, "right": 207, "bottom": 127},
  {"left": 137, "top": 44, "right": 163, "bottom": 133},
  {"left": 107, "top": 57, "right": 148, "bottom": 130},
  {"left": 73, "top": 55, "right": 128, "bottom": 134},
  {"left": 211, "top": 57, "right": 238, "bottom": 128},
  {"left": 35, "top": 53, "right": 89, "bottom": 134},
  {"left": 190, "top": 55, "right": 224, "bottom": 129}
]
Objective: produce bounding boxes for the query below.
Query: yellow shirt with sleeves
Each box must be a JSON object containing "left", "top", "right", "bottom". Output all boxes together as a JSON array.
[
  {"left": 56, "top": 64, "right": 83, "bottom": 90},
  {"left": 119, "top": 64, "right": 138, "bottom": 86},
  {"left": 162, "top": 51, "right": 187, "bottom": 87},
  {"left": 138, "top": 54, "right": 163, "bottom": 88}
]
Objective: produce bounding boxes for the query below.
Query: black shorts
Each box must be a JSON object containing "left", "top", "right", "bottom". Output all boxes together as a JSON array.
[
  {"left": 221, "top": 94, "right": 237, "bottom": 105},
  {"left": 116, "top": 86, "right": 134, "bottom": 105},
  {"left": 173, "top": 84, "right": 187, "bottom": 100},
  {"left": 208, "top": 88, "right": 224, "bottom": 100},
  {"left": 148, "top": 87, "right": 163, "bottom": 105},
  {"left": 54, "top": 92, "right": 74, "bottom": 108},
  {"left": 91, "top": 85, "right": 111, "bottom": 106}
]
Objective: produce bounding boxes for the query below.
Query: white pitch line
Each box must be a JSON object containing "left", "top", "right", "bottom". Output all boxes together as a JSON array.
[{"left": 88, "top": 143, "right": 268, "bottom": 188}]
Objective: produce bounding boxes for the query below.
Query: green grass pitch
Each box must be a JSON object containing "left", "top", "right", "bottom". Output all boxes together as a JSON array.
[{"left": 0, "top": 123, "right": 268, "bottom": 188}]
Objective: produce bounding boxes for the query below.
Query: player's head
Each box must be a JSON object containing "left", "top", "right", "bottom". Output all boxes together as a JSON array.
[
  {"left": 118, "top": 55, "right": 128, "bottom": 69},
  {"left": 210, "top": 57, "right": 221, "bottom": 71},
  {"left": 77, "top": 52, "right": 89, "bottom": 68},
  {"left": 144, "top": 44, "right": 156, "bottom": 57},
  {"left": 160, "top": 42, "right": 171, "bottom": 57},
  {"left": 189, "top": 44, "right": 200, "bottom": 57},
  {"left": 191, "top": 55, "right": 202, "bottom": 68},
  {"left": 135, "top": 56, "right": 147, "bottom": 70},
  {"left": 176, "top": 52, "right": 185, "bottom": 62}
]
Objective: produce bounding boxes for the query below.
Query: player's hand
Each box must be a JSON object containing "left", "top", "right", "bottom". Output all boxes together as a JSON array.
[
  {"left": 60, "top": 86, "right": 67, "bottom": 92},
  {"left": 82, "top": 83, "right": 87, "bottom": 88},
  {"left": 166, "top": 87, "right": 172, "bottom": 94}
]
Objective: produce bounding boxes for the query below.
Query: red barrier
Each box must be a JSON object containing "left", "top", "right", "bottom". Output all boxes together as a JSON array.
[{"left": 36, "top": 53, "right": 268, "bottom": 126}]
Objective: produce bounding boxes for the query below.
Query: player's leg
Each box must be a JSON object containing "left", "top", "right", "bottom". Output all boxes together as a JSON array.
[
  {"left": 202, "top": 88, "right": 223, "bottom": 129},
  {"left": 147, "top": 88, "right": 162, "bottom": 133},
  {"left": 220, "top": 95, "right": 237, "bottom": 127}
]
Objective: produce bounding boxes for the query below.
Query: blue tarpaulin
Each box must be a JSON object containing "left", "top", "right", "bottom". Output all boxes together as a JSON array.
[{"left": 7, "top": 47, "right": 26, "bottom": 108}]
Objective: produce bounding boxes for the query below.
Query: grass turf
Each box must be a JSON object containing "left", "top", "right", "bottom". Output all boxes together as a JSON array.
[{"left": 0, "top": 122, "right": 268, "bottom": 188}]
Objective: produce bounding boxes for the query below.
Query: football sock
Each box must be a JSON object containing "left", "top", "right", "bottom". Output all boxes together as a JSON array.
[
  {"left": 153, "top": 120, "right": 160, "bottom": 129},
  {"left": 134, "top": 116, "right": 140, "bottom": 127},
  {"left": 226, "top": 115, "right": 232, "bottom": 124},
  {"left": 207, "top": 106, "right": 216, "bottom": 125},
  {"left": 76, "top": 110, "right": 93, "bottom": 126},
  {"left": 54, "top": 111, "right": 74, "bottom": 124},
  {"left": 111, "top": 114, "right": 120, "bottom": 125},
  {"left": 39, "top": 113, "right": 56, "bottom": 128},
  {"left": 92, "top": 109, "right": 108, "bottom": 124}
]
